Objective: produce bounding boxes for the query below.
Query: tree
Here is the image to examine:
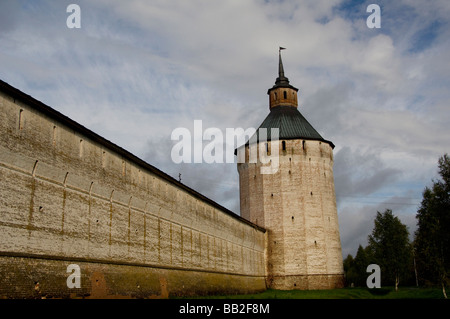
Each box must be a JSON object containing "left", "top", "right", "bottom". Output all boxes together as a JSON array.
[
  {"left": 368, "top": 209, "right": 411, "bottom": 291},
  {"left": 415, "top": 154, "right": 450, "bottom": 298},
  {"left": 343, "top": 245, "right": 374, "bottom": 287},
  {"left": 343, "top": 254, "right": 355, "bottom": 287}
]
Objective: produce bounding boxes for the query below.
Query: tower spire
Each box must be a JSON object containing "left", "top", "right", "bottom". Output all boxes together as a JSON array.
[
  {"left": 278, "top": 47, "right": 286, "bottom": 79},
  {"left": 268, "top": 47, "right": 298, "bottom": 109},
  {"left": 275, "top": 47, "right": 290, "bottom": 86}
]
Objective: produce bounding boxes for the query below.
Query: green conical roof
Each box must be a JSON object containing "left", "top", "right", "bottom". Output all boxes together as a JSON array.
[{"left": 249, "top": 106, "right": 334, "bottom": 148}]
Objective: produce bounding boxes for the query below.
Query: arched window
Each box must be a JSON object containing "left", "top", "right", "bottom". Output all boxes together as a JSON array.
[{"left": 283, "top": 91, "right": 287, "bottom": 99}]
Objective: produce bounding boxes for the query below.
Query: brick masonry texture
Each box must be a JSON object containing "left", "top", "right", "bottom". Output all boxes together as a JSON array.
[
  {"left": 0, "top": 86, "right": 266, "bottom": 298},
  {"left": 238, "top": 139, "right": 344, "bottom": 290}
]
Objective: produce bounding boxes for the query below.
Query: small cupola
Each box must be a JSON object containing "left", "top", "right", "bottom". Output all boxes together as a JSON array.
[{"left": 267, "top": 47, "right": 298, "bottom": 109}]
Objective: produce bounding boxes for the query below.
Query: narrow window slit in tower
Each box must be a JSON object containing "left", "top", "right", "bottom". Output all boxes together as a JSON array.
[
  {"left": 282, "top": 141, "right": 286, "bottom": 151},
  {"left": 19, "top": 109, "right": 24, "bottom": 130},
  {"left": 52, "top": 126, "right": 56, "bottom": 146},
  {"left": 79, "top": 139, "right": 83, "bottom": 158},
  {"left": 102, "top": 151, "right": 106, "bottom": 167},
  {"left": 283, "top": 91, "right": 287, "bottom": 99}
]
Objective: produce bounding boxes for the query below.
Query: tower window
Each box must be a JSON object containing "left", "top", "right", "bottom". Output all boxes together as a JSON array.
[
  {"left": 79, "top": 139, "right": 83, "bottom": 158},
  {"left": 274, "top": 92, "right": 277, "bottom": 100},
  {"left": 283, "top": 91, "right": 287, "bottom": 99},
  {"left": 52, "top": 126, "right": 56, "bottom": 145},
  {"left": 102, "top": 151, "right": 106, "bottom": 167},
  {"left": 282, "top": 141, "right": 286, "bottom": 151},
  {"left": 19, "top": 109, "right": 24, "bottom": 130}
]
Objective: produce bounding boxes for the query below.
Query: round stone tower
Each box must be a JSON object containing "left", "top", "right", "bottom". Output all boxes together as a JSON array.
[{"left": 237, "top": 49, "right": 344, "bottom": 290}]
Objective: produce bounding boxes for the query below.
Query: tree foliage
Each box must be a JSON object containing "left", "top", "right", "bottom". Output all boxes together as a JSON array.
[
  {"left": 368, "top": 209, "right": 412, "bottom": 290},
  {"left": 344, "top": 154, "right": 450, "bottom": 296},
  {"left": 414, "top": 154, "right": 450, "bottom": 296},
  {"left": 344, "top": 245, "right": 374, "bottom": 287},
  {"left": 344, "top": 210, "right": 412, "bottom": 289}
]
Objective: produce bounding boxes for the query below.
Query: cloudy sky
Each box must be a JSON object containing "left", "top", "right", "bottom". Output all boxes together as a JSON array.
[{"left": 1, "top": 0, "right": 449, "bottom": 258}]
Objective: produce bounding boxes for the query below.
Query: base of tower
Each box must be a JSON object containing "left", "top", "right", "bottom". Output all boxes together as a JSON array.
[{"left": 267, "top": 274, "right": 345, "bottom": 290}]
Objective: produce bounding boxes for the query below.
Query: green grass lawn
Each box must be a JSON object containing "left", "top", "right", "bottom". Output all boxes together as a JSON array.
[{"left": 182, "top": 287, "right": 446, "bottom": 299}]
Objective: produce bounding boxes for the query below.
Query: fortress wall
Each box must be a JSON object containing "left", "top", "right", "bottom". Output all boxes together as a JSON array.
[{"left": 0, "top": 85, "right": 266, "bottom": 298}]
